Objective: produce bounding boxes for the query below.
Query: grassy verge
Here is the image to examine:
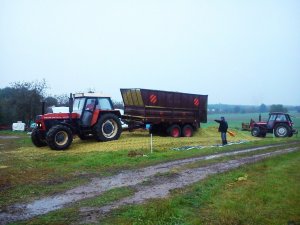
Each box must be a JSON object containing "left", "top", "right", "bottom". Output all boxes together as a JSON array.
[{"left": 101, "top": 150, "right": 300, "bottom": 225}]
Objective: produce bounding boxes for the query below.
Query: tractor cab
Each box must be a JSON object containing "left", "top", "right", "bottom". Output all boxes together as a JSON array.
[
  {"left": 73, "top": 93, "right": 115, "bottom": 127},
  {"left": 266, "top": 113, "right": 292, "bottom": 130},
  {"left": 31, "top": 93, "right": 122, "bottom": 150}
]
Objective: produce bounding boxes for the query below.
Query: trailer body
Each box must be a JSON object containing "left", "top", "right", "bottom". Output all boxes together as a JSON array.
[{"left": 120, "top": 88, "right": 207, "bottom": 137}]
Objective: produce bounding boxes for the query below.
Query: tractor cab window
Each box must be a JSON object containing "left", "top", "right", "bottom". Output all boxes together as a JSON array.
[
  {"left": 85, "top": 99, "right": 96, "bottom": 111},
  {"left": 276, "top": 114, "right": 287, "bottom": 121},
  {"left": 73, "top": 98, "right": 85, "bottom": 115},
  {"left": 268, "top": 115, "right": 276, "bottom": 121},
  {"left": 267, "top": 114, "right": 277, "bottom": 129},
  {"left": 96, "top": 98, "right": 112, "bottom": 110}
]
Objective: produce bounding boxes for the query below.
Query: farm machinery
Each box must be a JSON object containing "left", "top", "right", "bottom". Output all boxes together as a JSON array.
[
  {"left": 31, "top": 89, "right": 208, "bottom": 150},
  {"left": 250, "top": 112, "right": 298, "bottom": 138}
]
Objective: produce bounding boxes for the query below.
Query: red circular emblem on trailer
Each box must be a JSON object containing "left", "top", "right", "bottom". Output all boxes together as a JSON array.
[
  {"left": 194, "top": 98, "right": 199, "bottom": 106},
  {"left": 150, "top": 94, "right": 157, "bottom": 104}
]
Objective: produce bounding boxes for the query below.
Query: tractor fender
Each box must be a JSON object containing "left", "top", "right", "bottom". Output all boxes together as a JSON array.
[
  {"left": 91, "top": 110, "right": 121, "bottom": 127},
  {"left": 55, "top": 122, "right": 76, "bottom": 134}
]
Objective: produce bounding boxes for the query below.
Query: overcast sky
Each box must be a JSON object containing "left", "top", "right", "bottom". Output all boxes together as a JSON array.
[{"left": 0, "top": 0, "right": 299, "bottom": 105}]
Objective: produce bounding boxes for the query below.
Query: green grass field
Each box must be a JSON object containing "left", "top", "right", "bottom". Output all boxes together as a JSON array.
[{"left": 0, "top": 112, "right": 299, "bottom": 224}]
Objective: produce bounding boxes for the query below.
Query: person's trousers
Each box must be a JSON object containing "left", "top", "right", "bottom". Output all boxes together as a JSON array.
[{"left": 221, "top": 132, "right": 227, "bottom": 145}]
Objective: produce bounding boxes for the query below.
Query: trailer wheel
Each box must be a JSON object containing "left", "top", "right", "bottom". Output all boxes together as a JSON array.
[
  {"left": 182, "top": 124, "right": 193, "bottom": 137},
  {"left": 168, "top": 124, "right": 181, "bottom": 138},
  {"left": 46, "top": 125, "right": 73, "bottom": 150},
  {"left": 94, "top": 113, "right": 122, "bottom": 141},
  {"left": 251, "top": 127, "right": 261, "bottom": 137},
  {"left": 274, "top": 124, "right": 290, "bottom": 137},
  {"left": 31, "top": 128, "right": 47, "bottom": 147}
]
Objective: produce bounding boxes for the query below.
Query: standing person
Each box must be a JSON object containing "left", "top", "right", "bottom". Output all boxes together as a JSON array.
[{"left": 214, "top": 116, "right": 228, "bottom": 145}]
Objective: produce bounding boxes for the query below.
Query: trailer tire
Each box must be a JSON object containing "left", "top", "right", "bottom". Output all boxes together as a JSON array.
[
  {"left": 94, "top": 113, "right": 122, "bottom": 142},
  {"left": 251, "top": 127, "right": 261, "bottom": 137},
  {"left": 182, "top": 124, "right": 193, "bottom": 137},
  {"left": 168, "top": 124, "right": 181, "bottom": 138},
  {"left": 31, "top": 128, "right": 47, "bottom": 147},
  {"left": 46, "top": 125, "right": 73, "bottom": 150},
  {"left": 274, "top": 124, "right": 290, "bottom": 137}
]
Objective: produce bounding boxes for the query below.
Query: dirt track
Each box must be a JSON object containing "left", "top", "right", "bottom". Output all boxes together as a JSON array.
[{"left": 0, "top": 143, "right": 299, "bottom": 224}]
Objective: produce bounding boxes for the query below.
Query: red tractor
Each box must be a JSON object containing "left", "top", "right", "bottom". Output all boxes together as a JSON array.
[
  {"left": 31, "top": 93, "right": 122, "bottom": 150},
  {"left": 250, "top": 112, "right": 297, "bottom": 138}
]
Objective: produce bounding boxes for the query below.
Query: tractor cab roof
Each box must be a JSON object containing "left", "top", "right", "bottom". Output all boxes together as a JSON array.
[
  {"left": 269, "top": 112, "right": 290, "bottom": 116},
  {"left": 73, "top": 93, "right": 111, "bottom": 98}
]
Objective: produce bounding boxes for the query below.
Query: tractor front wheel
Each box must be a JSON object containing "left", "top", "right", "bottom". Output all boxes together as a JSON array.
[
  {"left": 274, "top": 124, "right": 290, "bottom": 137},
  {"left": 46, "top": 125, "right": 73, "bottom": 150},
  {"left": 251, "top": 127, "right": 261, "bottom": 137},
  {"left": 31, "top": 128, "right": 47, "bottom": 147},
  {"left": 94, "top": 114, "right": 122, "bottom": 142}
]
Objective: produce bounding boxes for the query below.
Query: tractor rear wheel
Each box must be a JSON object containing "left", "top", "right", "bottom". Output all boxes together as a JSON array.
[
  {"left": 251, "top": 127, "right": 261, "bottom": 137},
  {"left": 46, "top": 125, "right": 73, "bottom": 150},
  {"left": 182, "top": 124, "right": 193, "bottom": 137},
  {"left": 274, "top": 124, "right": 290, "bottom": 137},
  {"left": 31, "top": 128, "right": 47, "bottom": 147},
  {"left": 94, "top": 114, "right": 122, "bottom": 142},
  {"left": 168, "top": 124, "right": 181, "bottom": 138}
]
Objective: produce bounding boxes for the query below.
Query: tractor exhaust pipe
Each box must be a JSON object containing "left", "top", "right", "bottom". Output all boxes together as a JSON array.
[
  {"left": 69, "top": 93, "right": 73, "bottom": 113},
  {"left": 42, "top": 101, "right": 45, "bottom": 115}
]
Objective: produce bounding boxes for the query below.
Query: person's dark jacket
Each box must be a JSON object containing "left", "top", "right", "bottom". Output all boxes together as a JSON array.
[{"left": 214, "top": 120, "right": 228, "bottom": 132}]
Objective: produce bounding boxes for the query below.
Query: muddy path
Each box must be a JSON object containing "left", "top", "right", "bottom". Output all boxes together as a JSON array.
[
  {"left": 0, "top": 144, "right": 299, "bottom": 224},
  {"left": 80, "top": 147, "right": 299, "bottom": 223}
]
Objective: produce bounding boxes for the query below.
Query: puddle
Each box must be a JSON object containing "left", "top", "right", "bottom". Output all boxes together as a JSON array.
[{"left": 0, "top": 136, "right": 20, "bottom": 140}]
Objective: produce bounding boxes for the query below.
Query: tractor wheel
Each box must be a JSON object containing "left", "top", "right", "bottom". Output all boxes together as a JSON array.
[
  {"left": 251, "top": 127, "right": 261, "bottom": 137},
  {"left": 94, "top": 114, "right": 122, "bottom": 142},
  {"left": 46, "top": 125, "right": 73, "bottom": 150},
  {"left": 182, "top": 124, "right": 193, "bottom": 137},
  {"left": 168, "top": 124, "right": 181, "bottom": 138},
  {"left": 274, "top": 124, "right": 291, "bottom": 137},
  {"left": 31, "top": 128, "right": 47, "bottom": 147}
]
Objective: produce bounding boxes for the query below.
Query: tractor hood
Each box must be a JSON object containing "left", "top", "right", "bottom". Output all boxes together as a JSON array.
[
  {"left": 255, "top": 121, "right": 267, "bottom": 125},
  {"left": 250, "top": 120, "right": 267, "bottom": 129},
  {"left": 42, "top": 113, "right": 80, "bottom": 120},
  {"left": 36, "top": 113, "right": 80, "bottom": 121}
]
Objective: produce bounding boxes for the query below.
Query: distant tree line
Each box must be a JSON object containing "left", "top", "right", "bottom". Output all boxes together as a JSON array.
[
  {"left": 0, "top": 80, "right": 123, "bottom": 126},
  {"left": 0, "top": 80, "right": 70, "bottom": 126}
]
